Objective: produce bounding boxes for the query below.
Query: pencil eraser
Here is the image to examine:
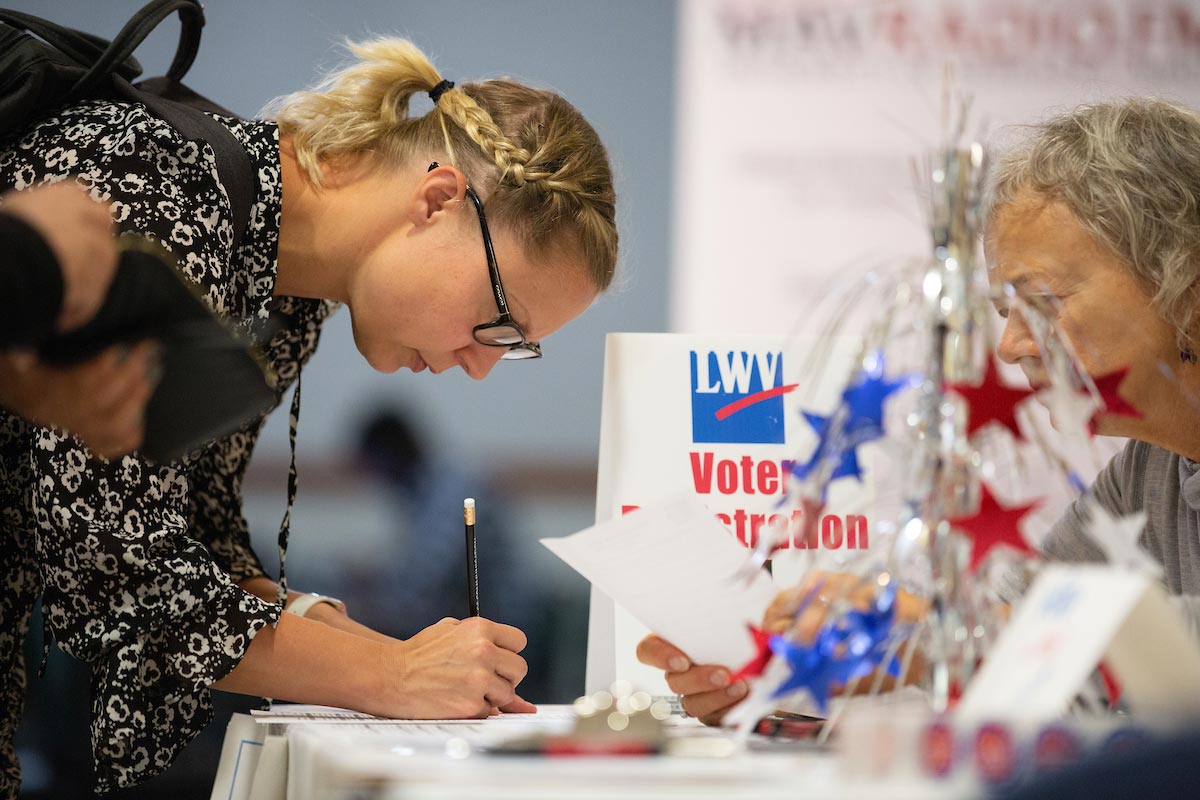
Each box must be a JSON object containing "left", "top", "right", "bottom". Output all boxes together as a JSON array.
[{"left": 464, "top": 498, "right": 475, "bottom": 509}]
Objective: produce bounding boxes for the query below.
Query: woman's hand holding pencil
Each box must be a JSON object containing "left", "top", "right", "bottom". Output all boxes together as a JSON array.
[{"left": 388, "top": 616, "right": 536, "bottom": 718}]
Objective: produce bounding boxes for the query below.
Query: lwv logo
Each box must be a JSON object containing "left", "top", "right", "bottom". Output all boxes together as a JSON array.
[{"left": 690, "top": 350, "right": 796, "bottom": 444}]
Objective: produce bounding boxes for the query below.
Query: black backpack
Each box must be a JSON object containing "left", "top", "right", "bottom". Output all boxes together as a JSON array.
[{"left": 0, "top": 0, "right": 254, "bottom": 252}]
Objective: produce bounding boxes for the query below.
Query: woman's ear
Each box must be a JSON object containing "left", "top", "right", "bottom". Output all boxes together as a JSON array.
[{"left": 412, "top": 163, "right": 468, "bottom": 225}]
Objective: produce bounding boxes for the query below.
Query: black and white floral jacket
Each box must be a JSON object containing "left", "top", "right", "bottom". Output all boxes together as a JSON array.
[{"left": 0, "top": 99, "right": 336, "bottom": 795}]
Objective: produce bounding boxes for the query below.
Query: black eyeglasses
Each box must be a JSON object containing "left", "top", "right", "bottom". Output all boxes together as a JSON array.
[{"left": 429, "top": 162, "right": 542, "bottom": 360}]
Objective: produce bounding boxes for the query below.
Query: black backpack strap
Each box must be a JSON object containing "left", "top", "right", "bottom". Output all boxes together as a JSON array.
[
  {"left": 96, "top": 1, "right": 252, "bottom": 254},
  {"left": 0, "top": 1, "right": 253, "bottom": 255},
  {"left": 71, "top": 0, "right": 204, "bottom": 99},
  {"left": 117, "top": 77, "right": 255, "bottom": 256},
  {"left": 0, "top": 9, "right": 136, "bottom": 79}
]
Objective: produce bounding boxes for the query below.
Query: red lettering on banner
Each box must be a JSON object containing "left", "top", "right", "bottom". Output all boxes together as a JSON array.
[
  {"left": 732, "top": 508, "right": 748, "bottom": 543},
  {"left": 715, "top": 6, "right": 775, "bottom": 48},
  {"left": 749, "top": 513, "right": 767, "bottom": 547},
  {"left": 941, "top": 7, "right": 966, "bottom": 49},
  {"left": 1175, "top": 6, "right": 1200, "bottom": 48},
  {"left": 689, "top": 452, "right": 794, "bottom": 497},
  {"left": 615, "top": 500, "right": 869, "bottom": 551},
  {"left": 717, "top": 460, "right": 738, "bottom": 494},
  {"left": 713, "top": 1, "right": 1200, "bottom": 77},
  {"left": 739, "top": 456, "right": 756, "bottom": 494},
  {"left": 821, "top": 516, "right": 844, "bottom": 549},
  {"left": 756, "top": 459, "right": 778, "bottom": 494},
  {"left": 881, "top": 7, "right": 913, "bottom": 53},
  {"left": 690, "top": 451, "right": 714, "bottom": 494},
  {"left": 781, "top": 460, "right": 794, "bottom": 494},
  {"left": 846, "top": 514, "right": 868, "bottom": 549},
  {"left": 1070, "top": 5, "right": 1117, "bottom": 67},
  {"left": 793, "top": 507, "right": 819, "bottom": 550},
  {"left": 1133, "top": 10, "right": 1154, "bottom": 49}
]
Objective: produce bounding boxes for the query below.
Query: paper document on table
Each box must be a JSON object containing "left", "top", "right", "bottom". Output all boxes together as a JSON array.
[
  {"left": 251, "top": 704, "right": 576, "bottom": 725},
  {"left": 283, "top": 706, "right": 582, "bottom": 800},
  {"left": 542, "top": 495, "right": 777, "bottom": 667}
]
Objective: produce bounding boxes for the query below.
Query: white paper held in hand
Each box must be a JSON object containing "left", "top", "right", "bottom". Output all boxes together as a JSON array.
[{"left": 541, "top": 494, "right": 778, "bottom": 667}]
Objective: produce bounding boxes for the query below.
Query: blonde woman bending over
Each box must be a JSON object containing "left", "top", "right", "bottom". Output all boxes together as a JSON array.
[{"left": 0, "top": 37, "right": 617, "bottom": 796}]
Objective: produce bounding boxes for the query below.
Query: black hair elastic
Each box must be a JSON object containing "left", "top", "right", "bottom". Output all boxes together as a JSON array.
[{"left": 429, "top": 79, "right": 455, "bottom": 104}]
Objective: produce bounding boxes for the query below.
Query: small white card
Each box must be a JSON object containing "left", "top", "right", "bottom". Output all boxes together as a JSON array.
[
  {"left": 542, "top": 495, "right": 778, "bottom": 667},
  {"left": 960, "top": 564, "right": 1200, "bottom": 723}
]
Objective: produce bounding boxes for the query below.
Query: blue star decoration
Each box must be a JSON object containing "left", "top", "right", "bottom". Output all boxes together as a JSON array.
[
  {"left": 841, "top": 353, "right": 916, "bottom": 445},
  {"left": 790, "top": 412, "right": 864, "bottom": 485},
  {"left": 790, "top": 354, "right": 915, "bottom": 497},
  {"left": 835, "top": 585, "right": 904, "bottom": 681},
  {"left": 768, "top": 634, "right": 845, "bottom": 714},
  {"left": 768, "top": 586, "right": 905, "bottom": 713}
]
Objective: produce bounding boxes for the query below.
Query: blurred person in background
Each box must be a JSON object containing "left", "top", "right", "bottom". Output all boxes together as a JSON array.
[{"left": 350, "top": 407, "right": 554, "bottom": 700}]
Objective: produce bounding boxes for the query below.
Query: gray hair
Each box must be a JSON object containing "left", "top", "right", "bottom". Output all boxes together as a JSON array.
[{"left": 986, "top": 97, "right": 1200, "bottom": 347}]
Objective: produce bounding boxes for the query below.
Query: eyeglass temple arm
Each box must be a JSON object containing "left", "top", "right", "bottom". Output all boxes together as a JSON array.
[{"left": 463, "top": 185, "right": 511, "bottom": 318}]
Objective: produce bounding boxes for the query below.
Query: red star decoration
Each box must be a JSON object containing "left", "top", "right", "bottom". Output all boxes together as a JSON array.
[
  {"left": 945, "top": 358, "right": 1036, "bottom": 441},
  {"left": 949, "top": 482, "right": 1040, "bottom": 572},
  {"left": 730, "top": 625, "right": 773, "bottom": 683},
  {"left": 1087, "top": 367, "right": 1143, "bottom": 433}
]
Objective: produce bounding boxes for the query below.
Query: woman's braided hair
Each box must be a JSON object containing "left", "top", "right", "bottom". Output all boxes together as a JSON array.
[{"left": 269, "top": 38, "right": 617, "bottom": 291}]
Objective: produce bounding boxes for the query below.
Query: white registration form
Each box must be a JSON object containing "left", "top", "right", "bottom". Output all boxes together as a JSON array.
[
  {"left": 541, "top": 495, "right": 778, "bottom": 667},
  {"left": 235, "top": 706, "right": 580, "bottom": 800},
  {"left": 250, "top": 704, "right": 576, "bottom": 725}
]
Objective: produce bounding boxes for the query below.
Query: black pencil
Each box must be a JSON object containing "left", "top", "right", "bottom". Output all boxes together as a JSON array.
[{"left": 464, "top": 497, "right": 480, "bottom": 616}]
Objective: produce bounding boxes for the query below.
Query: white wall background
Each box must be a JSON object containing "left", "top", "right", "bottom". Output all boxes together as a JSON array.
[{"left": 672, "top": 0, "right": 1200, "bottom": 336}]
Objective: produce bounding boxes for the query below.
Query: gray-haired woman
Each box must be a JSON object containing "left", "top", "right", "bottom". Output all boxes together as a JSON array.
[{"left": 987, "top": 97, "right": 1200, "bottom": 630}]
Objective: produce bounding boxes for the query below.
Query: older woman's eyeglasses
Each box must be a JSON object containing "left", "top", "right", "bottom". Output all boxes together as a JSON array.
[{"left": 429, "top": 162, "right": 542, "bottom": 360}]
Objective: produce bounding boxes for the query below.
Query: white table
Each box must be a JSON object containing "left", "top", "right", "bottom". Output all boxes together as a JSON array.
[{"left": 211, "top": 705, "right": 975, "bottom": 800}]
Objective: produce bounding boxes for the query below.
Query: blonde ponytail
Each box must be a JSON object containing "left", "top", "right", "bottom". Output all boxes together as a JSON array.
[{"left": 269, "top": 37, "right": 618, "bottom": 291}]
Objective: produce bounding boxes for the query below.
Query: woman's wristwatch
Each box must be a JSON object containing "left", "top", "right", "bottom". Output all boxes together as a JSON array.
[{"left": 284, "top": 592, "right": 347, "bottom": 618}]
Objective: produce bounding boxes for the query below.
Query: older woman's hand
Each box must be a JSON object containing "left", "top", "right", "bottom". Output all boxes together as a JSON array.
[
  {"left": 632, "top": 579, "right": 823, "bottom": 725},
  {"left": 637, "top": 571, "right": 931, "bottom": 725},
  {"left": 767, "top": 571, "right": 930, "bottom": 639},
  {"left": 635, "top": 634, "right": 748, "bottom": 725},
  {"left": 767, "top": 571, "right": 931, "bottom": 694}
]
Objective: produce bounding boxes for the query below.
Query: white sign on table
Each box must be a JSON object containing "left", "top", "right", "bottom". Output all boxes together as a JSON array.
[
  {"left": 960, "top": 564, "right": 1200, "bottom": 723},
  {"left": 585, "top": 332, "right": 874, "bottom": 694}
]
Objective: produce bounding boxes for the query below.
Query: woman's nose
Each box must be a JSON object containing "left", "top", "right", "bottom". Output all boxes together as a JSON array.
[
  {"left": 459, "top": 343, "right": 506, "bottom": 380},
  {"left": 996, "top": 315, "right": 1039, "bottom": 365}
]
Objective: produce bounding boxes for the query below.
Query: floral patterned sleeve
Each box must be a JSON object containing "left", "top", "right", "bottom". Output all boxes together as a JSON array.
[
  {"left": 0, "top": 100, "right": 334, "bottom": 794},
  {"left": 31, "top": 432, "right": 281, "bottom": 791},
  {"left": 186, "top": 419, "right": 271, "bottom": 583}
]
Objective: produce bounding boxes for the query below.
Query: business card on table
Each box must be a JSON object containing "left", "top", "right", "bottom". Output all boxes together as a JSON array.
[{"left": 960, "top": 564, "right": 1200, "bottom": 723}]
